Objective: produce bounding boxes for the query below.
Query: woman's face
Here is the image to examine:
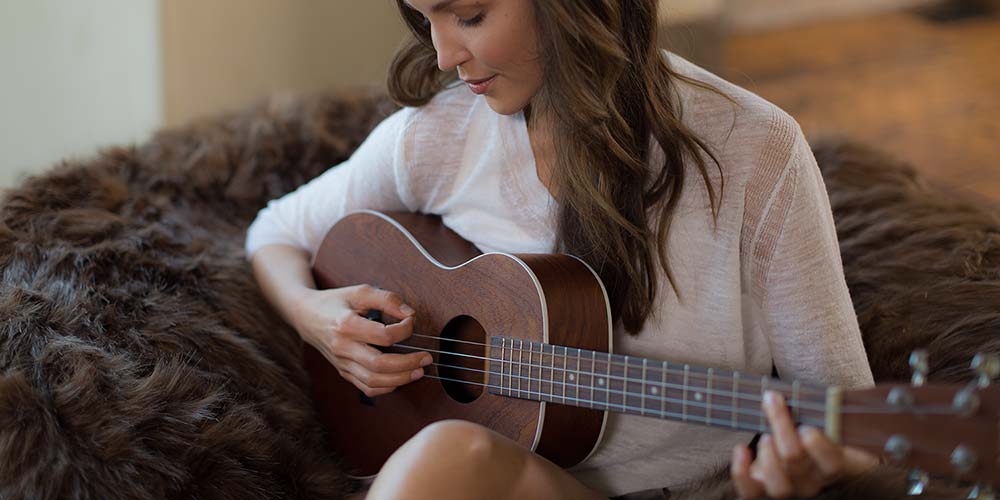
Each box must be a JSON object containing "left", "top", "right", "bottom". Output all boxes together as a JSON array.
[{"left": 405, "top": 0, "right": 544, "bottom": 116}]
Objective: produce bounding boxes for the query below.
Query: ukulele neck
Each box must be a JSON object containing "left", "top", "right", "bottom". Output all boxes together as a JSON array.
[{"left": 486, "top": 336, "right": 838, "bottom": 438}]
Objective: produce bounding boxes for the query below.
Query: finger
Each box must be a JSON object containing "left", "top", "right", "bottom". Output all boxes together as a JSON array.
[
  {"left": 799, "top": 426, "right": 846, "bottom": 480},
  {"left": 842, "top": 445, "right": 880, "bottom": 476},
  {"left": 347, "top": 285, "right": 416, "bottom": 320},
  {"left": 338, "top": 368, "right": 396, "bottom": 398},
  {"left": 344, "top": 314, "right": 416, "bottom": 347},
  {"left": 731, "top": 445, "right": 765, "bottom": 499},
  {"left": 344, "top": 341, "right": 432, "bottom": 375},
  {"left": 337, "top": 355, "right": 424, "bottom": 389},
  {"left": 751, "top": 435, "right": 794, "bottom": 499},
  {"left": 763, "top": 391, "right": 811, "bottom": 478}
]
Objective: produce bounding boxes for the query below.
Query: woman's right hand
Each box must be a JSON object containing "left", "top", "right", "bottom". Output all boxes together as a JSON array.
[{"left": 291, "top": 284, "right": 433, "bottom": 397}]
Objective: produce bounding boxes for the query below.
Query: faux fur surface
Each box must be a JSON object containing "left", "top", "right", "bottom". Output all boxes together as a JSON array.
[{"left": 1, "top": 90, "right": 997, "bottom": 499}]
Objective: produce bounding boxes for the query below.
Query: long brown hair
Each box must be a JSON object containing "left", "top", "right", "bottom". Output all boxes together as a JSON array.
[{"left": 389, "top": 0, "right": 725, "bottom": 334}]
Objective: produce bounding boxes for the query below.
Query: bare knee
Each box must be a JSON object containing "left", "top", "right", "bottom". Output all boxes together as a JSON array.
[
  {"left": 367, "top": 420, "right": 511, "bottom": 500},
  {"left": 412, "top": 419, "right": 497, "bottom": 462}
]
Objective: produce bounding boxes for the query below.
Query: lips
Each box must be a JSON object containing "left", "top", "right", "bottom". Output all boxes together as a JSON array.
[
  {"left": 463, "top": 74, "right": 497, "bottom": 95},
  {"left": 462, "top": 75, "right": 496, "bottom": 85}
]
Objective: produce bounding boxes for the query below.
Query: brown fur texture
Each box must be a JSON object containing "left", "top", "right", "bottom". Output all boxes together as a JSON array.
[{"left": 0, "top": 90, "right": 996, "bottom": 499}]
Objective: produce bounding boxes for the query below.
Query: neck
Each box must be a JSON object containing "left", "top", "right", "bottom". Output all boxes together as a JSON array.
[
  {"left": 486, "top": 336, "right": 835, "bottom": 436},
  {"left": 524, "top": 100, "right": 553, "bottom": 132}
]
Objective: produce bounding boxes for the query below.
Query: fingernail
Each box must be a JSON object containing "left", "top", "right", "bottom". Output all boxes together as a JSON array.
[
  {"left": 411, "top": 368, "right": 423, "bottom": 381},
  {"left": 400, "top": 304, "right": 416, "bottom": 315},
  {"left": 420, "top": 355, "right": 432, "bottom": 367},
  {"left": 764, "top": 390, "right": 782, "bottom": 408},
  {"left": 798, "top": 425, "right": 820, "bottom": 440}
]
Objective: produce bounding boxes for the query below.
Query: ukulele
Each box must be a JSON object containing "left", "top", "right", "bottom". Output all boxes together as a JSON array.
[{"left": 304, "top": 210, "right": 999, "bottom": 495}]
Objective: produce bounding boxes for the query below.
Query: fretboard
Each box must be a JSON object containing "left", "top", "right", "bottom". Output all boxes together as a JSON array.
[{"left": 487, "top": 336, "right": 831, "bottom": 435}]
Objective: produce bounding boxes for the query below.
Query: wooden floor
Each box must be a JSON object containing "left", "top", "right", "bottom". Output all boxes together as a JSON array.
[{"left": 723, "top": 6, "right": 1000, "bottom": 205}]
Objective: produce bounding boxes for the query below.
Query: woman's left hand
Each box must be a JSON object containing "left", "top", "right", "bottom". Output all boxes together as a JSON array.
[{"left": 731, "top": 391, "right": 880, "bottom": 499}]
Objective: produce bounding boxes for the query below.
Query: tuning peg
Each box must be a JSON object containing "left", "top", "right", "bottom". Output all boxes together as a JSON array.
[
  {"left": 907, "top": 469, "right": 929, "bottom": 496},
  {"left": 952, "top": 385, "right": 981, "bottom": 417},
  {"left": 909, "top": 350, "right": 929, "bottom": 386},
  {"left": 884, "top": 434, "right": 912, "bottom": 461},
  {"left": 950, "top": 445, "right": 977, "bottom": 475},
  {"left": 971, "top": 353, "right": 999, "bottom": 388},
  {"left": 968, "top": 483, "right": 995, "bottom": 500}
]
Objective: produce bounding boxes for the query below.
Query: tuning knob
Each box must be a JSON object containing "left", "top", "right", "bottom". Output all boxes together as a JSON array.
[
  {"left": 950, "top": 445, "right": 977, "bottom": 475},
  {"left": 968, "top": 483, "right": 996, "bottom": 500},
  {"left": 971, "top": 353, "right": 999, "bottom": 388},
  {"left": 907, "top": 469, "right": 929, "bottom": 496},
  {"left": 909, "top": 350, "right": 929, "bottom": 386},
  {"left": 884, "top": 435, "right": 912, "bottom": 461}
]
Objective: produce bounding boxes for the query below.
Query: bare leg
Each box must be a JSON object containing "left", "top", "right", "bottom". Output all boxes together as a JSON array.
[{"left": 364, "top": 420, "right": 606, "bottom": 500}]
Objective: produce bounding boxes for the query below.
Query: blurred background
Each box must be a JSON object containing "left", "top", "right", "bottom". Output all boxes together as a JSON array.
[{"left": 1, "top": 0, "right": 997, "bottom": 201}]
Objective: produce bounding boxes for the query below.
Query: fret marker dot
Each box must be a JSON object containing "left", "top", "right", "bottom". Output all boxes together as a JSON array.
[
  {"left": 650, "top": 387, "right": 659, "bottom": 395},
  {"left": 598, "top": 378, "right": 605, "bottom": 386},
  {"left": 568, "top": 374, "right": 575, "bottom": 381},
  {"left": 694, "top": 392, "right": 704, "bottom": 402}
]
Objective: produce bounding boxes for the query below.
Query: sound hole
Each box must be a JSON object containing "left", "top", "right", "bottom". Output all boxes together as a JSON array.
[{"left": 438, "top": 315, "right": 486, "bottom": 403}]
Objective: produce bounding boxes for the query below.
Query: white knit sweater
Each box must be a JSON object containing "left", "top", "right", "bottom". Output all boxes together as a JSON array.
[{"left": 244, "top": 52, "right": 874, "bottom": 496}]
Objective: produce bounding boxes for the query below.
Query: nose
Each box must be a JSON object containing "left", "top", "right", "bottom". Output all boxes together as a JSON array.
[{"left": 431, "top": 27, "right": 471, "bottom": 72}]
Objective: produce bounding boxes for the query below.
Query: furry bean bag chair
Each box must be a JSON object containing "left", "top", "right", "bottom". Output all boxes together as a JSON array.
[{"left": 1, "top": 88, "right": 997, "bottom": 500}]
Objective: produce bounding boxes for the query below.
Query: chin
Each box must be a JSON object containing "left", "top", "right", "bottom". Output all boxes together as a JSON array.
[{"left": 482, "top": 95, "right": 528, "bottom": 116}]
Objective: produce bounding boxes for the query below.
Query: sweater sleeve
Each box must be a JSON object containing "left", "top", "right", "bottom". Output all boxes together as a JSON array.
[
  {"left": 243, "top": 106, "right": 414, "bottom": 263},
  {"left": 757, "top": 134, "right": 875, "bottom": 389}
]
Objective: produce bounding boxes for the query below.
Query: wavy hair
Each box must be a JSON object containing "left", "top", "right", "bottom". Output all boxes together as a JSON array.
[{"left": 389, "top": 0, "right": 726, "bottom": 334}]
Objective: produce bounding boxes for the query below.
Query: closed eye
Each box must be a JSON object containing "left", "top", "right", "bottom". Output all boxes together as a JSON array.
[{"left": 456, "top": 11, "right": 485, "bottom": 27}]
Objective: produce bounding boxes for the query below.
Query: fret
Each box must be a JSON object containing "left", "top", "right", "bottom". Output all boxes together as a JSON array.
[
  {"left": 542, "top": 344, "right": 556, "bottom": 402},
  {"left": 682, "top": 364, "right": 690, "bottom": 422},
  {"left": 517, "top": 339, "right": 524, "bottom": 399},
  {"left": 622, "top": 355, "right": 636, "bottom": 415},
  {"left": 760, "top": 376, "right": 769, "bottom": 431},
  {"left": 604, "top": 352, "right": 612, "bottom": 411},
  {"left": 641, "top": 358, "right": 648, "bottom": 417},
  {"left": 660, "top": 361, "right": 667, "bottom": 419},
  {"left": 535, "top": 342, "right": 544, "bottom": 401},
  {"left": 792, "top": 380, "right": 801, "bottom": 424},
  {"left": 528, "top": 341, "right": 537, "bottom": 401},
  {"left": 590, "top": 350, "right": 599, "bottom": 409},
  {"left": 528, "top": 340, "right": 542, "bottom": 399},
  {"left": 507, "top": 338, "right": 514, "bottom": 397},
  {"left": 575, "top": 348, "right": 581, "bottom": 407},
  {"left": 560, "top": 346, "right": 569, "bottom": 405},
  {"left": 500, "top": 337, "right": 508, "bottom": 396},
  {"left": 731, "top": 371, "right": 740, "bottom": 429},
  {"left": 706, "top": 367, "right": 714, "bottom": 424},
  {"left": 619, "top": 355, "right": 629, "bottom": 412}
]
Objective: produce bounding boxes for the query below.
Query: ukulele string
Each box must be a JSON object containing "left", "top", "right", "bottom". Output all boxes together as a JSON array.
[
  {"left": 390, "top": 342, "right": 966, "bottom": 416},
  {"left": 419, "top": 370, "right": 829, "bottom": 429},
  {"left": 393, "top": 344, "right": 823, "bottom": 411},
  {"left": 404, "top": 333, "right": 830, "bottom": 398},
  {"left": 423, "top": 361, "right": 827, "bottom": 424}
]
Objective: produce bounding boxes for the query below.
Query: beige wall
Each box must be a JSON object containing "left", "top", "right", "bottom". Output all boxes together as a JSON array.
[
  {"left": 0, "top": 1, "right": 162, "bottom": 188},
  {"left": 162, "top": 1, "right": 407, "bottom": 127},
  {"left": 726, "top": 0, "right": 939, "bottom": 31}
]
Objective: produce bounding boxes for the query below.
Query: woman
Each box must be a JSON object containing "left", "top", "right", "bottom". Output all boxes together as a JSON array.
[{"left": 245, "top": 0, "right": 879, "bottom": 498}]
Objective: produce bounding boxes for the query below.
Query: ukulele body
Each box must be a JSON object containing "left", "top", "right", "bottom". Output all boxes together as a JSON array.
[{"left": 305, "top": 210, "right": 611, "bottom": 478}]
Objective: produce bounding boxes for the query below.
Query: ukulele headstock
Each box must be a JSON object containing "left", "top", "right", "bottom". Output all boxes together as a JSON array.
[{"left": 839, "top": 351, "right": 999, "bottom": 496}]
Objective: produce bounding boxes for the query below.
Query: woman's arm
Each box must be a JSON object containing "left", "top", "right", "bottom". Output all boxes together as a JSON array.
[
  {"left": 244, "top": 106, "right": 415, "bottom": 263},
  {"left": 245, "top": 106, "right": 433, "bottom": 397},
  {"left": 249, "top": 244, "right": 316, "bottom": 328},
  {"left": 755, "top": 133, "right": 874, "bottom": 389},
  {"left": 734, "top": 132, "right": 877, "bottom": 498}
]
